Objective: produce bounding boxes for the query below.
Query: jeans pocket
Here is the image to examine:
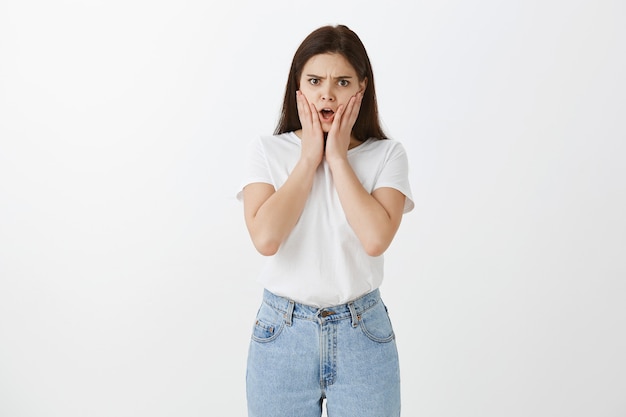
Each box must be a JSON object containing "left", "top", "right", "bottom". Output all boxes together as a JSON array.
[
  {"left": 359, "top": 301, "right": 395, "bottom": 343},
  {"left": 251, "top": 302, "right": 285, "bottom": 343}
]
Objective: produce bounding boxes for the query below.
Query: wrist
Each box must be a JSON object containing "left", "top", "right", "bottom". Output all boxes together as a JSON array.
[
  {"left": 298, "top": 154, "right": 322, "bottom": 171},
  {"left": 325, "top": 154, "right": 350, "bottom": 170}
]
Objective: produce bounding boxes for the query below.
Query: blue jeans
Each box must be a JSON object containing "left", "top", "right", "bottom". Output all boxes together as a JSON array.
[{"left": 246, "top": 289, "right": 401, "bottom": 417}]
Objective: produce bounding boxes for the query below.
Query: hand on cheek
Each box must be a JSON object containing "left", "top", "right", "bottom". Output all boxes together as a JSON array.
[
  {"left": 296, "top": 90, "right": 324, "bottom": 165},
  {"left": 325, "top": 92, "right": 364, "bottom": 161}
]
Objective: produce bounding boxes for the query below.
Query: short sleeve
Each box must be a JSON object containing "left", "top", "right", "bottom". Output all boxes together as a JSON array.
[
  {"left": 236, "top": 137, "right": 274, "bottom": 202},
  {"left": 374, "top": 142, "right": 415, "bottom": 213}
]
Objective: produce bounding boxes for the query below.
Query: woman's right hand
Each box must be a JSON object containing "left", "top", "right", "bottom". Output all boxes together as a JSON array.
[
  {"left": 296, "top": 90, "right": 324, "bottom": 167},
  {"left": 243, "top": 92, "right": 323, "bottom": 256}
]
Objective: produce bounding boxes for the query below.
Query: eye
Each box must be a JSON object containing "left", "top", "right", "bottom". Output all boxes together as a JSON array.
[
  {"left": 338, "top": 79, "right": 350, "bottom": 87},
  {"left": 308, "top": 78, "right": 320, "bottom": 86}
]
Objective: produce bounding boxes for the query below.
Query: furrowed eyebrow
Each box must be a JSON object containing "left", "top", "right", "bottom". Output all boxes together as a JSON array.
[{"left": 305, "top": 74, "right": 353, "bottom": 80}]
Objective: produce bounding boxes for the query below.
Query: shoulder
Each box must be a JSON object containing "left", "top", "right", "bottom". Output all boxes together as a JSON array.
[
  {"left": 375, "top": 137, "right": 407, "bottom": 151},
  {"left": 244, "top": 132, "right": 297, "bottom": 155},
  {"left": 355, "top": 138, "right": 409, "bottom": 159},
  {"left": 255, "top": 132, "right": 300, "bottom": 151}
]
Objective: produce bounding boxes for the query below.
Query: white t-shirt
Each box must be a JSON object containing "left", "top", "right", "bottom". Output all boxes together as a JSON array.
[{"left": 237, "top": 131, "right": 414, "bottom": 307}]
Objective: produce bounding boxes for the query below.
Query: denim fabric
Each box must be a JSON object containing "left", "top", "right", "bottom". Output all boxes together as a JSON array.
[{"left": 246, "top": 289, "right": 401, "bottom": 417}]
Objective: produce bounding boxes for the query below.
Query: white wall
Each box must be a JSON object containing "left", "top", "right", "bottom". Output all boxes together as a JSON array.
[{"left": 1, "top": 1, "right": 625, "bottom": 416}]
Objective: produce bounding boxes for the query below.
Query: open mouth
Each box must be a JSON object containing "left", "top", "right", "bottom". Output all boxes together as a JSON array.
[{"left": 320, "top": 108, "right": 335, "bottom": 121}]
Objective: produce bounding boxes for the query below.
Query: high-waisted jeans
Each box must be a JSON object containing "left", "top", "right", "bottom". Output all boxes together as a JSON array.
[{"left": 246, "top": 288, "right": 401, "bottom": 417}]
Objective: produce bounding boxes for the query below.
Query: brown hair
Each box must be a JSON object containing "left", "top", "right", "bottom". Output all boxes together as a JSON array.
[{"left": 274, "top": 25, "right": 387, "bottom": 141}]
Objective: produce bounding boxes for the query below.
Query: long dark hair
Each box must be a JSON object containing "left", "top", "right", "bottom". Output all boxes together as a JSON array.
[{"left": 274, "top": 25, "right": 387, "bottom": 141}]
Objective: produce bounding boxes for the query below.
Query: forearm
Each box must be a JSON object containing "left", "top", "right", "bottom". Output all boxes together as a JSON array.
[
  {"left": 328, "top": 158, "right": 402, "bottom": 256},
  {"left": 246, "top": 158, "right": 318, "bottom": 255}
]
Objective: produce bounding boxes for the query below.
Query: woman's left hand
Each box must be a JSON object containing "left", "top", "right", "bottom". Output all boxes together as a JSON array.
[{"left": 325, "top": 92, "right": 363, "bottom": 163}]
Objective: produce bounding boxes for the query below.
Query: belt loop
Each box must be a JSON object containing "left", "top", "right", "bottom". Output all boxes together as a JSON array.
[
  {"left": 348, "top": 302, "right": 359, "bottom": 328},
  {"left": 285, "top": 300, "right": 295, "bottom": 326}
]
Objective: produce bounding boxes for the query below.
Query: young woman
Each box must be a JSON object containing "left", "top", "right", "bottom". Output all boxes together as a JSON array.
[{"left": 237, "top": 24, "right": 414, "bottom": 417}]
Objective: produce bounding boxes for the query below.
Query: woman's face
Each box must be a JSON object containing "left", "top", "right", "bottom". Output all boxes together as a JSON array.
[{"left": 298, "top": 53, "right": 367, "bottom": 132}]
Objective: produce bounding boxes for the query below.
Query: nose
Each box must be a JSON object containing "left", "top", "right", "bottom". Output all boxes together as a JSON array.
[{"left": 321, "top": 84, "right": 335, "bottom": 102}]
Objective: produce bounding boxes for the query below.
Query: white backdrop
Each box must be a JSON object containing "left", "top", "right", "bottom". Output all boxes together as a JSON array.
[{"left": 1, "top": 1, "right": 625, "bottom": 416}]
